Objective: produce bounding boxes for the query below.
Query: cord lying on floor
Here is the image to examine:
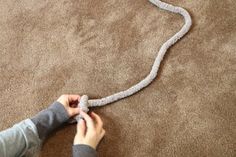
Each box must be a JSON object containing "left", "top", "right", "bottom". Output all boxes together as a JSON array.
[{"left": 75, "top": 0, "right": 192, "bottom": 122}]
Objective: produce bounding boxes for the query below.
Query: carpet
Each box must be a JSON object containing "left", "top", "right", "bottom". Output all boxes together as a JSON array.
[{"left": 0, "top": 0, "right": 235, "bottom": 156}]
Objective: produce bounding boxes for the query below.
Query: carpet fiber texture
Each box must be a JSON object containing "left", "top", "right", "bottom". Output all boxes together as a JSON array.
[{"left": 0, "top": 0, "right": 235, "bottom": 157}]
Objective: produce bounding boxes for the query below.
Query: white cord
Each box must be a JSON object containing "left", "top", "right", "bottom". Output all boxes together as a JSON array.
[{"left": 76, "top": 0, "right": 192, "bottom": 120}]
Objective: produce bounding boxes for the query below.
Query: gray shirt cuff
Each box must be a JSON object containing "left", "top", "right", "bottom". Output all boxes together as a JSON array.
[
  {"left": 30, "top": 101, "right": 70, "bottom": 140},
  {"left": 73, "top": 144, "right": 97, "bottom": 157}
]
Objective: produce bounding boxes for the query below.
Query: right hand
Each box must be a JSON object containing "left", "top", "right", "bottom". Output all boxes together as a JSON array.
[{"left": 73, "top": 111, "right": 106, "bottom": 150}]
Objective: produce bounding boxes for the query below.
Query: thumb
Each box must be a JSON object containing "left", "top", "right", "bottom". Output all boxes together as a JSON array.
[
  {"left": 76, "top": 119, "right": 86, "bottom": 138},
  {"left": 68, "top": 107, "right": 80, "bottom": 117}
]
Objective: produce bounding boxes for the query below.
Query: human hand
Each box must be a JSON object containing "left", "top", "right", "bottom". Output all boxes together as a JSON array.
[
  {"left": 74, "top": 111, "right": 106, "bottom": 150},
  {"left": 57, "top": 94, "right": 81, "bottom": 118}
]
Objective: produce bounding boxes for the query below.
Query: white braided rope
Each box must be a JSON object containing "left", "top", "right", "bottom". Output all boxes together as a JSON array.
[{"left": 76, "top": 0, "right": 192, "bottom": 120}]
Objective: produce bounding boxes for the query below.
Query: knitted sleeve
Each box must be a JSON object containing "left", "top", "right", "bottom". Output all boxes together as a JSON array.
[
  {"left": 30, "top": 101, "right": 70, "bottom": 140},
  {"left": 0, "top": 101, "right": 69, "bottom": 157},
  {"left": 0, "top": 119, "right": 41, "bottom": 157},
  {"left": 73, "top": 144, "right": 97, "bottom": 157}
]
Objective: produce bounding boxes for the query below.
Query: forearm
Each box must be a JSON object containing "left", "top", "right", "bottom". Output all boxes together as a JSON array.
[
  {"left": 0, "top": 100, "right": 97, "bottom": 157},
  {"left": 0, "top": 101, "right": 69, "bottom": 157},
  {"left": 30, "top": 101, "right": 70, "bottom": 140},
  {"left": 0, "top": 119, "right": 41, "bottom": 157},
  {"left": 31, "top": 101, "right": 97, "bottom": 157}
]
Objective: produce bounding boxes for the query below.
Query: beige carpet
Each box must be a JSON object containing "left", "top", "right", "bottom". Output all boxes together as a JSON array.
[{"left": 0, "top": 0, "right": 235, "bottom": 156}]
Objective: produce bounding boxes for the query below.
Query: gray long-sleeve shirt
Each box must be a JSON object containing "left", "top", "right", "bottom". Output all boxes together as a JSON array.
[{"left": 0, "top": 101, "right": 97, "bottom": 157}]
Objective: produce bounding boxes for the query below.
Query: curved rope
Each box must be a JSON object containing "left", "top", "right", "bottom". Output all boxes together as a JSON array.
[{"left": 76, "top": 0, "right": 192, "bottom": 121}]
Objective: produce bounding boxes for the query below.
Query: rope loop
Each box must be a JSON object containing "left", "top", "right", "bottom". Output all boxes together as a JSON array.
[
  {"left": 75, "top": 95, "right": 89, "bottom": 122},
  {"left": 79, "top": 95, "right": 89, "bottom": 113}
]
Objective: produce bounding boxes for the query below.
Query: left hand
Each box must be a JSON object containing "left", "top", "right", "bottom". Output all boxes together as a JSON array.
[{"left": 57, "top": 94, "right": 81, "bottom": 118}]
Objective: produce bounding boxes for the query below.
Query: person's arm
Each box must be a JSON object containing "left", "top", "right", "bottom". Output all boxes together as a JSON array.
[
  {"left": 73, "top": 111, "right": 106, "bottom": 157},
  {"left": 31, "top": 95, "right": 106, "bottom": 157},
  {"left": 30, "top": 100, "right": 70, "bottom": 140},
  {"left": 0, "top": 119, "right": 41, "bottom": 157},
  {"left": 0, "top": 100, "right": 69, "bottom": 157},
  {"left": 0, "top": 94, "right": 80, "bottom": 157}
]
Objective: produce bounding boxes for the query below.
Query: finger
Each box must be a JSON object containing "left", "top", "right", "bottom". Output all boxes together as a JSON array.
[
  {"left": 98, "top": 129, "right": 106, "bottom": 141},
  {"left": 90, "top": 112, "right": 103, "bottom": 131},
  {"left": 76, "top": 119, "right": 86, "bottom": 138},
  {"left": 68, "top": 107, "right": 80, "bottom": 116},
  {"left": 100, "top": 129, "right": 106, "bottom": 138},
  {"left": 80, "top": 111, "right": 95, "bottom": 130},
  {"left": 68, "top": 95, "right": 80, "bottom": 102}
]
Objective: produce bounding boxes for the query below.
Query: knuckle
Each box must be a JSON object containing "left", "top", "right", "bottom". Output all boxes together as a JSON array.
[{"left": 61, "top": 94, "right": 67, "bottom": 99}]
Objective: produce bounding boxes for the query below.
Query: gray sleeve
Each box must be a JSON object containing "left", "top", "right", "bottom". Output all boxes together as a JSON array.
[
  {"left": 0, "top": 119, "right": 41, "bottom": 157},
  {"left": 73, "top": 144, "right": 97, "bottom": 157},
  {"left": 30, "top": 101, "right": 70, "bottom": 140}
]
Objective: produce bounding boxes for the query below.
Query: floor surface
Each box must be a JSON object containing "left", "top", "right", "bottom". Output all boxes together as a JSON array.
[{"left": 0, "top": 0, "right": 235, "bottom": 156}]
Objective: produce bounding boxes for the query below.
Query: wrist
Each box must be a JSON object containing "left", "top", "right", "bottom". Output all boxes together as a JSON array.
[
  {"left": 73, "top": 142, "right": 97, "bottom": 150},
  {"left": 31, "top": 101, "right": 70, "bottom": 140},
  {"left": 48, "top": 101, "right": 70, "bottom": 122},
  {"left": 72, "top": 144, "right": 97, "bottom": 157}
]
